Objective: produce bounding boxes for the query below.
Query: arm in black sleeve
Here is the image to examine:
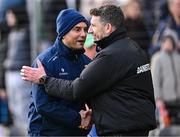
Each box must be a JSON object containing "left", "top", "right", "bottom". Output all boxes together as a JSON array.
[
  {"left": 44, "top": 77, "right": 74, "bottom": 100},
  {"left": 44, "top": 53, "right": 126, "bottom": 100}
]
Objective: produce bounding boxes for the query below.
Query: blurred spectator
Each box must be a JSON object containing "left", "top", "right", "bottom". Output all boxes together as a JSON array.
[
  {"left": 0, "top": 0, "right": 25, "bottom": 23},
  {"left": 0, "top": 20, "right": 11, "bottom": 137},
  {"left": 150, "top": 0, "right": 180, "bottom": 56},
  {"left": 3, "top": 3, "right": 31, "bottom": 136},
  {"left": 0, "top": 21, "right": 9, "bottom": 95},
  {"left": 151, "top": 30, "right": 180, "bottom": 125},
  {"left": 123, "top": 0, "right": 150, "bottom": 55},
  {"left": 141, "top": 0, "right": 167, "bottom": 36}
]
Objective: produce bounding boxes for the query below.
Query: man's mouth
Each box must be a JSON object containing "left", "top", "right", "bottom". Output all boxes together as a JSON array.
[{"left": 77, "top": 40, "right": 85, "bottom": 45}]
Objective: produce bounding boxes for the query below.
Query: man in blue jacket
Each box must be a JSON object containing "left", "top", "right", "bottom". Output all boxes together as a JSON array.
[{"left": 25, "top": 9, "right": 92, "bottom": 136}]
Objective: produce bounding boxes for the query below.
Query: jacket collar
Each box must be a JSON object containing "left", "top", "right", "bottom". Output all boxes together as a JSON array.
[
  {"left": 53, "top": 37, "right": 85, "bottom": 59},
  {"left": 95, "top": 26, "right": 127, "bottom": 51}
]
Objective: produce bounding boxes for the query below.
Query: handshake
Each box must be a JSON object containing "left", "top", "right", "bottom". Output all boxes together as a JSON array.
[{"left": 79, "top": 104, "right": 93, "bottom": 130}]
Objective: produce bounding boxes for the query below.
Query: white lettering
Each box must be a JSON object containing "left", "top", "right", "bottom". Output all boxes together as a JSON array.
[{"left": 137, "top": 64, "right": 150, "bottom": 74}]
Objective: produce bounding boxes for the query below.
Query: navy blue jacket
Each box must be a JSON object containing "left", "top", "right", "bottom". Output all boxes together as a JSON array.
[{"left": 28, "top": 37, "right": 90, "bottom": 136}]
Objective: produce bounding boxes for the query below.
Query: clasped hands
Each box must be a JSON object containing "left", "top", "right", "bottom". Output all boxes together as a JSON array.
[{"left": 79, "top": 104, "right": 92, "bottom": 130}]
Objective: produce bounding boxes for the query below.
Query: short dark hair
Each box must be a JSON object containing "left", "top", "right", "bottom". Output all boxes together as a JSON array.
[{"left": 90, "top": 5, "right": 125, "bottom": 29}]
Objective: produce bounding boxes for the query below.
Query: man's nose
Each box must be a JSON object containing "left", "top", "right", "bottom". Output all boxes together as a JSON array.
[
  {"left": 80, "top": 29, "right": 87, "bottom": 37},
  {"left": 88, "top": 26, "right": 93, "bottom": 33}
]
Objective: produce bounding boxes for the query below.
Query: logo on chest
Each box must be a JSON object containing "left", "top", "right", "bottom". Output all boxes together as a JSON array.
[{"left": 59, "top": 68, "right": 68, "bottom": 76}]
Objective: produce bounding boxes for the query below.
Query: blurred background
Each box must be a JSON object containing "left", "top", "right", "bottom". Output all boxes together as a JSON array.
[{"left": 0, "top": 0, "right": 180, "bottom": 136}]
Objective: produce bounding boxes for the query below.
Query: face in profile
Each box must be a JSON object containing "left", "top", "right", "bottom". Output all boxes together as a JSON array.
[
  {"left": 62, "top": 22, "right": 88, "bottom": 50},
  {"left": 89, "top": 16, "right": 107, "bottom": 41}
]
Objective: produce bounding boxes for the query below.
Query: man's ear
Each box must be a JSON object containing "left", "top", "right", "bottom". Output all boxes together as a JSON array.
[{"left": 105, "top": 23, "right": 113, "bottom": 35}]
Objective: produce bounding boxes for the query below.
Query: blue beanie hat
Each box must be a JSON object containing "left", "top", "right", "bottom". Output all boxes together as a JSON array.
[{"left": 56, "top": 9, "right": 89, "bottom": 39}]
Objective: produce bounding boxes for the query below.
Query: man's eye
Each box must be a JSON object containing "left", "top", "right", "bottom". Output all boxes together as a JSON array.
[
  {"left": 73, "top": 28, "right": 81, "bottom": 31},
  {"left": 84, "top": 28, "right": 88, "bottom": 33}
]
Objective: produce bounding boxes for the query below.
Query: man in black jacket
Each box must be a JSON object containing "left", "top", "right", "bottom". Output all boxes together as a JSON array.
[{"left": 21, "top": 5, "right": 157, "bottom": 136}]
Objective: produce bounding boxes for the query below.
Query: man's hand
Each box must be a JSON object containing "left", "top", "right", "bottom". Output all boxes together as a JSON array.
[
  {"left": 79, "top": 104, "right": 92, "bottom": 130},
  {"left": 20, "top": 59, "right": 46, "bottom": 84}
]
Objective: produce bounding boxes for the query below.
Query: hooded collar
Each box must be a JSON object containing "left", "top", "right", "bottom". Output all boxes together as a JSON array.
[
  {"left": 95, "top": 26, "right": 127, "bottom": 51},
  {"left": 53, "top": 37, "right": 85, "bottom": 60}
]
